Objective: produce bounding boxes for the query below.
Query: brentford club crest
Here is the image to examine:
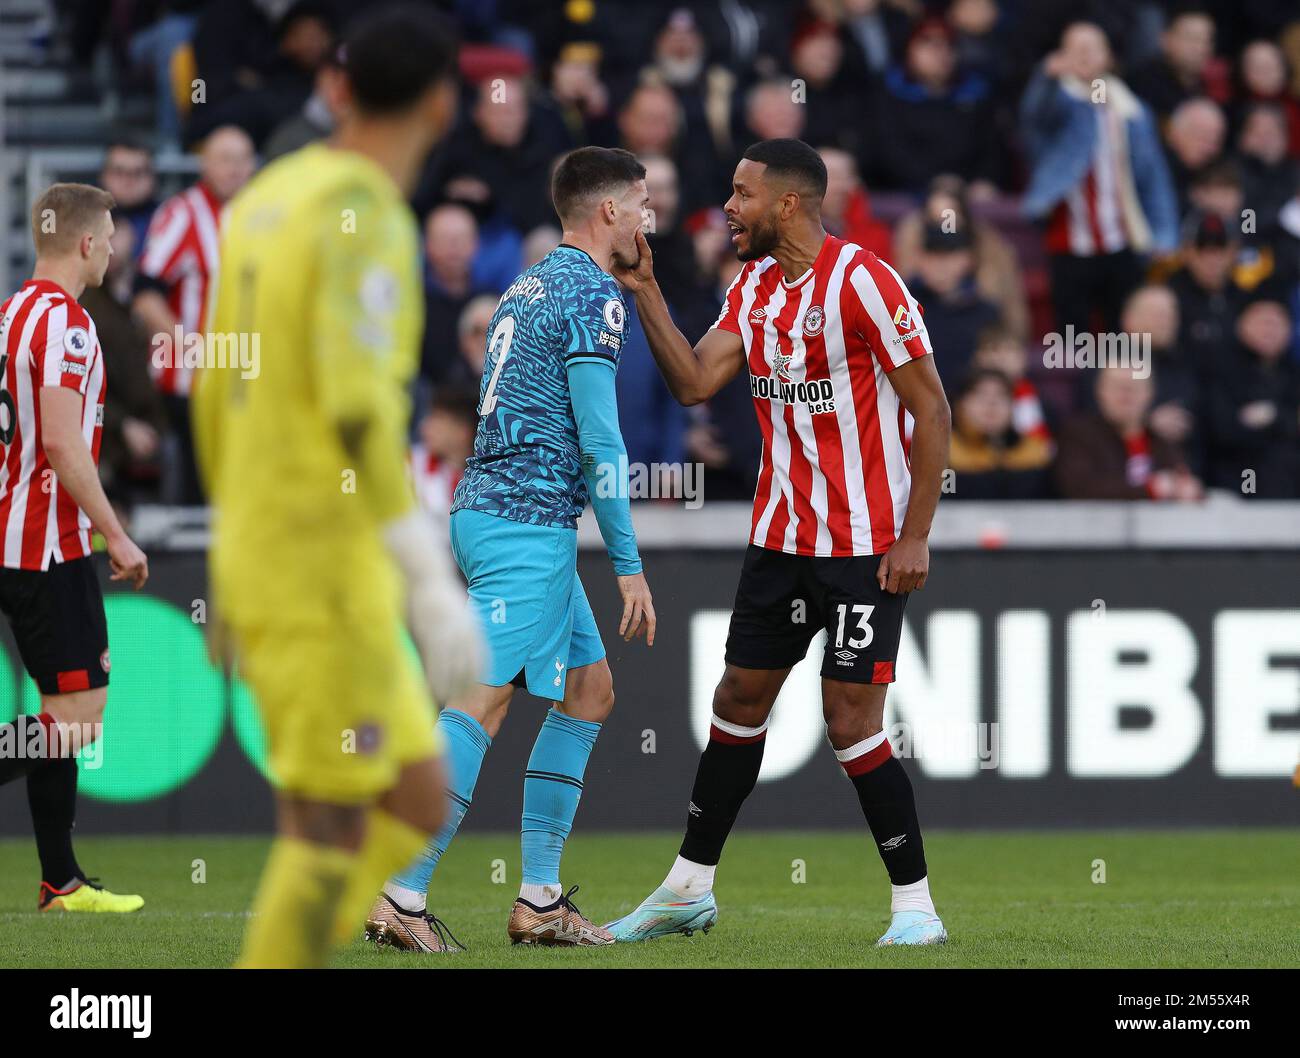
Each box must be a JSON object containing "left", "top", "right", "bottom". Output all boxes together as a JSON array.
[{"left": 802, "top": 305, "right": 825, "bottom": 337}]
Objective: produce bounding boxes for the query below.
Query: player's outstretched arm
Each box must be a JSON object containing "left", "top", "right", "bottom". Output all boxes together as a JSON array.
[
  {"left": 40, "top": 387, "right": 149, "bottom": 588},
  {"left": 614, "top": 229, "right": 744, "bottom": 406},
  {"left": 569, "top": 360, "right": 655, "bottom": 645},
  {"left": 876, "top": 355, "right": 951, "bottom": 595}
]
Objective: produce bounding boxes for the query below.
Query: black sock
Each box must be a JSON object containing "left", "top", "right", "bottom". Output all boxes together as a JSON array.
[
  {"left": 678, "top": 721, "right": 766, "bottom": 866},
  {"left": 843, "top": 745, "right": 927, "bottom": 886},
  {"left": 0, "top": 714, "right": 56, "bottom": 787},
  {"left": 28, "top": 756, "right": 83, "bottom": 887}
]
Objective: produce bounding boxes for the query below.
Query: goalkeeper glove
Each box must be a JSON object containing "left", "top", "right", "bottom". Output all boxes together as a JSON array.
[{"left": 383, "top": 509, "right": 483, "bottom": 704}]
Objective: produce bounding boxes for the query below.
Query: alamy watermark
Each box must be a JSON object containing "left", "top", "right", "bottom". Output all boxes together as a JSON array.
[
  {"left": 1043, "top": 326, "right": 1150, "bottom": 379},
  {"left": 151, "top": 325, "right": 260, "bottom": 380},
  {"left": 590, "top": 455, "right": 704, "bottom": 509}
]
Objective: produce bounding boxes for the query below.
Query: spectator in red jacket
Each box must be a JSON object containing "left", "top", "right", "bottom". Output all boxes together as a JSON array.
[{"left": 819, "top": 146, "right": 891, "bottom": 261}]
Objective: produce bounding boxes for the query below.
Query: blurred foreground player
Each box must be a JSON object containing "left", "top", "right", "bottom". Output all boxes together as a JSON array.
[
  {"left": 366, "top": 148, "right": 655, "bottom": 951},
  {"left": 608, "top": 139, "right": 952, "bottom": 946},
  {"left": 0, "top": 183, "right": 149, "bottom": 911},
  {"left": 194, "top": 8, "right": 481, "bottom": 968}
]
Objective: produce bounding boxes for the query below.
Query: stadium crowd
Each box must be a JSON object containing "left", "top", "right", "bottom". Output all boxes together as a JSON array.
[{"left": 50, "top": 0, "right": 1300, "bottom": 512}]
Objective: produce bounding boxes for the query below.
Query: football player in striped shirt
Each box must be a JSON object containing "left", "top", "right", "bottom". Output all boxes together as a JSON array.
[
  {"left": 0, "top": 182, "right": 150, "bottom": 912},
  {"left": 132, "top": 123, "right": 254, "bottom": 503},
  {"left": 607, "top": 139, "right": 953, "bottom": 946}
]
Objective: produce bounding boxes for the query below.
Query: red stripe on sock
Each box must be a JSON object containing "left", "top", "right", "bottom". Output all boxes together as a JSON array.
[
  {"left": 841, "top": 739, "right": 893, "bottom": 777},
  {"left": 709, "top": 724, "right": 766, "bottom": 745},
  {"left": 35, "top": 712, "right": 61, "bottom": 756}
]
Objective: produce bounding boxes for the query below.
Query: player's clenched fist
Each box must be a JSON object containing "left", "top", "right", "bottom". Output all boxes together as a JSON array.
[{"left": 617, "top": 571, "right": 656, "bottom": 645}]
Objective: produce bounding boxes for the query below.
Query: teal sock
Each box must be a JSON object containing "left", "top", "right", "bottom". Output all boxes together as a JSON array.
[
  {"left": 520, "top": 709, "right": 601, "bottom": 888},
  {"left": 389, "top": 708, "right": 490, "bottom": 901}
]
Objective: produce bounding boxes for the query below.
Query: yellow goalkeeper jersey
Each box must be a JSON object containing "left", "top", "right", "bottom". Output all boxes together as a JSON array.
[{"left": 194, "top": 142, "right": 423, "bottom": 630}]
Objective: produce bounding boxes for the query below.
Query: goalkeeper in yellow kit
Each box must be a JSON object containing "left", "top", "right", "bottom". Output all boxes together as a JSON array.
[{"left": 193, "top": 7, "right": 481, "bottom": 968}]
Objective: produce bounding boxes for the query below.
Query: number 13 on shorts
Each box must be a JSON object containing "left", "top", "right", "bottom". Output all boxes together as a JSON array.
[{"left": 834, "top": 603, "right": 875, "bottom": 650}]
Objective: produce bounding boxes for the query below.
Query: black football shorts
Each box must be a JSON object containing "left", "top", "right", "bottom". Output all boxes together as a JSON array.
[
  {"left": 724, "top": 545, "right": 907, "bottom": 684},
  {"left": 0, "top": 556, "right": 110, "bottom": 696}
]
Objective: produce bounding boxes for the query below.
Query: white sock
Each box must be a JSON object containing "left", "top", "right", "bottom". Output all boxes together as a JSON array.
[
  {"left": 519, "top": 882, "right": 563, "bottom": 906},
  {"left": 663, "top": 855, "right": 715, "bottom": 899},
  {"left": 890, "top": 875, "right": 936, "bottom": 916},
  {"left": 383, "top": 880, "right": 426, "bottom": 914}
]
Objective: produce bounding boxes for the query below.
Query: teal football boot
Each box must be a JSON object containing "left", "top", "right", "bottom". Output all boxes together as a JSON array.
[{"left": 604, "top": 885, "right": 718, "bottom": 942}]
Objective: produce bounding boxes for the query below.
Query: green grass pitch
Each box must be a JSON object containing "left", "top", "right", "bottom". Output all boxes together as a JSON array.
[{"left": 1, "top": 830, "right": 1296, "bottom": 968}]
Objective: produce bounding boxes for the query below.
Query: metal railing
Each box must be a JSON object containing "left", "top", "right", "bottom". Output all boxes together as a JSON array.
[{"left": 5, "top": 147, "right": 199, "bottom": 289}]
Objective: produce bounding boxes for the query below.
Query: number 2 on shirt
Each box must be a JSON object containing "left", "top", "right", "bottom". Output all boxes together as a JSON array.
[{"left": 479, "top": 315, "right": 516, "bottom": 416}]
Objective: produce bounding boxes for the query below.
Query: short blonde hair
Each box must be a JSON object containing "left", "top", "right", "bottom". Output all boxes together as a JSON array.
[{"left": 31, "top": 183, "right": 115, "bottom": 256}]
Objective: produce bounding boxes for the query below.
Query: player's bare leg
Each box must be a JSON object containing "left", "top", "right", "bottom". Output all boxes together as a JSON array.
[
  {"left": 507, "top": 658, "right": 616, "bottom": 945},
  {"left": 366, "top": 682, "right": 510, "bottom": 953},
  {"left": 823, "top": 679, "right": 945, "bottom": 945},
  {"left": 606, "top": 664, "right": 790, "bottom": 941}
]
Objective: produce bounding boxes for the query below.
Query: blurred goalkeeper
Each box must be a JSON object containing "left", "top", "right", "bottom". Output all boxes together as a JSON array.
[{"left": 193, "top": 7, "right": 481, "bottom": 969}]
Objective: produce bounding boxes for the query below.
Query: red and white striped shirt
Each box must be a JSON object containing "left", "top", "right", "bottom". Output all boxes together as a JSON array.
[
  {"left": 0, "top": 279, "right": 106, "bottom": 570},
  {"left": 713, "top": 234, "right": 932, "bottom": 557},
  {"left": 409, "top": 443, "right": 462, "bottom": 522},
  {"left": 138, "top": 181, "right": 222, "bottom": 396},
  {"left": 1046, "top": 105, "right": 1131, "bottom": 257}
]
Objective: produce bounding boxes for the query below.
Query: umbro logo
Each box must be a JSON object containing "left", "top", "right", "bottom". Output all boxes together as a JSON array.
[
  {"left": 880, "top": 833, "right": 907, "bottom": 851},
  {"left": 749, "top": 307, "right": 767, "bottom": 324},
  {"left": 688, "top": 801, "right": 702, "bottom": 817},
  {"left": 834, "top": 649, "right": 856, "bottom": 662}
]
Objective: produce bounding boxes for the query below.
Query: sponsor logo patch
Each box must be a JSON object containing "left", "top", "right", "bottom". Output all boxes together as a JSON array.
[
  {"left": 602, "top": 298, "right": 625, "bottom": 333},
  {"left": 750, "top": 372, "right": 836, "bottom": 414},
  {"left": 62, "top": 327, "right": 90, "bottom": 359},
  {"left": 891, "top": 304, "right": 923, "bottom": 345},
  {"left": 356, "top": 723, "right": 382, "bottom": 755}
]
